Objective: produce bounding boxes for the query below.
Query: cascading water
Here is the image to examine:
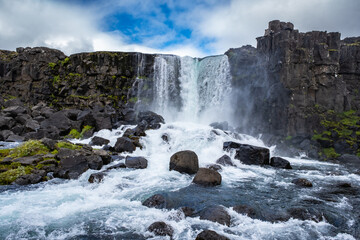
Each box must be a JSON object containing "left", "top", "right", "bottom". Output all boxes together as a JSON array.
[{"left": 0, "top": 54, "right": 359, "bottom": 240}]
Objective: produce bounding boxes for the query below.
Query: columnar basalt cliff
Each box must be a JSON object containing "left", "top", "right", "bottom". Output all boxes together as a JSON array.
[{"left": 1, "top": 20, "right": 359, "bottom": 158}]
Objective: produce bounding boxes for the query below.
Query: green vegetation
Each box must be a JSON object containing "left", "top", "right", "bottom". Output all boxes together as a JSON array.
[
  {"left": 0, "top": 166, "right": 33, "bottom": 185},
  {"left": 322, "top": 148, "right": 340, "bottom": 159},
  {"left": 345, "top": 42, "right": 360, "bottom": 47},
  {"left": 48, "top": 62, "right": 57, "bottom": 69},
  {"left": 66, "top": 125, "right": 93, "bottom": 139},
  {"left": 9, "top": 140, "right": 49, "bottom": 159},
  {"left": 60, "top": 57, "right": 70, "bottom": 66},
  {"left": 129, "top": 97, "right": 138, "bottom": 103},
  {"left": 56, "top": 141, "right": 82, "bottom": 150},
  {"left": 53, "top": 75, "right": 60, "bottom": 84}
]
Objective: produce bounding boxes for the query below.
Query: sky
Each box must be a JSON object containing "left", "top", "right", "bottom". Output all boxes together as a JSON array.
[{"left": 0, "top": 0, "right": 359, "bottom": 57}]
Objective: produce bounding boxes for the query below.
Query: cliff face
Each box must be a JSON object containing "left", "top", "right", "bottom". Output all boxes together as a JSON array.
[
  {"left": 227, "top": 20, "right": 360, "bottom": 141},
  {"left": 0, "top": 47, "right": 156, "bottom": 109}
]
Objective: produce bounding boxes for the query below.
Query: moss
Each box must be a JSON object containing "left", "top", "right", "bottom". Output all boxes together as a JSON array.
[
  {"left": 112, "top": 75, "right": 116, "bottom": 80},
  {"left": 346, "top": 42, "right": 360, "bottom": 47},
  {"left": 56, "top": 141, "right": 82, "bottom": 150},
  {"left": 9, "top": 140, "right": 49, "bottom": 159},
  {"left": 60, "top": 57, "right": 70, "bottom": 66},
  {"left": 48, "top": 62, "right": 57, "bottom": 69},
  {"left": 80, "top": 125, "right": 93, "bottom": 137},
  {"left": 53, "top": 75, "right": 60, "bottom": 84},
  {"left": 51, "top": 149, "right": 58, "bottom": 155},
  {"left": 322, "top": 148, "right": 340, "bottom": 159},
  {"left": 0, "top": 149, "right": 11, "bottom": 158},
  {"left": 285, "top": 136, "right": 292, "bottom": 141},
  {"left": 0, "top": 166, "right": 33, "bottom": 185},
  {"left": 67, "top": 129, "right": 81, "bottom": 139},
  {"left": 129, "top": 97, "right": 138, "bottom": 103}
]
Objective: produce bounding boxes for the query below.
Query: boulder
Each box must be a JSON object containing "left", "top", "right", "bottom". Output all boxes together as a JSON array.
[
  {"left": 87, "top": 155, "right": 103, "bottom": 170},
  {"left": 2, "top": 106, "right": 27, "bottom": 117},
  {"left": 181, "top": 207, "right": 195, "bottom": 217},
  {"left": 136, "top": 111, "right": 164, "bottom": 130},
  {"left": 193, "top": 168, "right": 222, "bottom": 187},
  {"left": 142, "top": 194, "right": 166, "bottom": 209},
  {"left": 40, "top": 111, "right": 72, "bottom": 136},
  {"left": 287, "top": 207, "right": 323, "bottom": 222},
  {"left": 199, "top": 205, "right": 231, "bottom": 226},
  {"left": 169, "top": 150, "right": 199, "bottom": 174},
  {"left": 338, "top": 154, "right": 360, "bottom": 165},
  {"left": 223, "top": 142, "right": 270, "bottom": 165},
  {"left": 6, "top": 134, "right": 25, "bottom": 142},
  {"left": 207, "top": 164, "right": 222, "bottom": 171},
  {"left": 14, "top": 170, "right": 46, "bottom": 185},
  {"left": 196, "top": 230, "right": 230, "bottom": 240},
  {"left": 106, "top": 162, "right": 126, "bottom": 170},
  {"left": 0, "top": 116, "right": 16, "bottom": 130},
  {"left": 125, "top": 156, "right": 148, "bottom": 169},
  {"left": 216, "top": 154, "right": 234, "bottom": 166},
  {"left": 88, "top": 172, "right": 106, "bottom": 183},
  {"left": 0, "top": 130, "right": 14, "bottom": 141},
  {"left": 292, "top": 178, "right": 313, "bottom": 187},
  {"left": 270, "top": 157, "right": 292, "bottom": 169},
  {"left": 93, "top": 149, "right": 112, "bottom": 165},
  {"left": 147, "top": 221, "right": 173, "bottom": 238},
  {"left": 40, "top": 138, "right": 57, "bottom": 151},
  {"left": 233, "top": 204, "right": 256, "bottom": 218},
  {"left": 114, "top": 137, "right": 136, "bottom": 153},
  {"left": 89, "top": 136, "right": 110, "bottom": 146}
]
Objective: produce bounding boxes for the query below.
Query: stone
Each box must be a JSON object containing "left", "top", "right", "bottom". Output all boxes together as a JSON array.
[
  {"left": 0, "top": 116, "right": 16, "bottom": 130},
  {"left": 292, "top": 178, "right": 313, "bottom": 187},
  {"left": 169, "top": 150, "right": 199, "bottom": 174},
  {"left": 40, "top": 138, "right": 57, "bottom": 151},
  {"left": 6, "top": 134, "right": 25, "bottom": 142},
  {"left": 114, "top": 137, "right": 136, "bottom": 153},
  {"left": 89, "top": 136, "right": 110, "bottom": 146},
  {"left": 181, "top": 207, "right": 195, "bottom": 217},
  {"left": 142, "top": 194, "right": 166, "bottom": 209},
  {"left": 13, "top": 155, "right": 43, "bottom": 165},
  {"left": 40, "top": 111, "right": 72, "bottom": 136},
  {"left": 223, "top": 142, "right": 270, "bottom": 165},
  {"left": 2, "top": 106, "right": 27, "bottom": 117},
  {"left": 87, "top": 155, "right": 103, "bottom": 170},
  {"left": 216, "top": 154, "right": 234, "bottom": 166},
  {"left": 14, "top": 171, "right": 46, "bottom": 185},
  {"left": 199, "top": 205, "right": 231, "bottom": 226},
  {"left": 106, "top": 162, "right": 126, "bottom": 170},
  {"left": 193, "top": 168, "right": 221, "bottom": 187},
  {"left": 136, "top": 111, "right": 164, "bottom": 130},
  {"left": 338, "top": 154, "right": 360, "bottom": 165},
  {"left": 196, "top": 230, "right": 230, "bottom": 240},
  {"left": 233, "top": 204, "right": 256, "bottom": 218},
  {"left": 270, "top": 157, "right": 292, "bottom": 169},
  {"left": 88, "top": 172, "right": 106, "bottom": 183},
  {"left": 287, "top": 208, "right": 323, "bottom": 222},
  {"left": 93, "top": 149, "right": 112, "bottom": 165},
  {"left": 147, "top": 221, "right": 174, "bottom": 238},
  {"left": 0, "top": 130, "right": 14, "bottom": 141},
  {"left": 207, "top": 164, "right": 222, "bottom": 171},
  {"left": 125, "top": 156, "right": 148, "bottom": 169}
]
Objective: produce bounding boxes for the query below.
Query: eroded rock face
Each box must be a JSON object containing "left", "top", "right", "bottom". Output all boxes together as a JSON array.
[{"left": 169, "top": 150, "right": 199, "bottom": 174}]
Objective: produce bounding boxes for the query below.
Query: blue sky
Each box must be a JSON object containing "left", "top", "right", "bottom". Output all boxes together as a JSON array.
[{"left": 0, "top": 0, "right": 359, "bottom": 57}]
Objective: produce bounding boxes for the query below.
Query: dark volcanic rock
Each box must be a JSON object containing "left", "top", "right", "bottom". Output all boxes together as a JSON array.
[
  {"left": 233, "top": 204, "right": 257, "bottom": 218},
  {"left": 216, "top": 154, "right": 234, "bottom": 166},
  {"left": 88, "top": 172, "right": 106, "bottom": 183},
  {"left": 169, "top": 150, "right": 199, "bottom": 174},
  {"left": 136, "top": 111, "right": 164, "bottom": 130},
  {"left": 181, "top": 207, "right": 195, "bottom": 217},
  {"left": 207, "top": 164, "right": 222, "bottom": 171},
  {"left": 193, "top": 168, "right": 222, "bottom": 187},
  {"left": 142, "top": 194, "right": 166, "bottom": 209},
  {"left": 114, "top": 137, "right": 136, "bottom": 153},
  {"left": 147, "top": 221, "right": 174, "bottom": 238},
  {"left": 287, "top": 208, "right": 323, "bottom": 222},
  {"left": 292, "top": 178, "right": 313, "bottom": 187},
  {"left": 223, "top": 142, "right": 270, "bottom": 165},
  {"left": 125, "top": 156, "right": 148, "bottom": 169},
  {"left": 196, "top": 230, "right": 230, "bottom": 240},
  {"left": 199, "top": 205, "right": 231, "bottom": 226},
  {"left": 14, "top": 170, "right": 46, "bottom": 185},
  {"left": 270, "top": 157, "right": 292, "bottom": 169},
  {"left": 87, "top": 155, "right": 103, "bottom": 170},
  {"left": 89, "top": 136, "right": 110, "bottom": 146}
]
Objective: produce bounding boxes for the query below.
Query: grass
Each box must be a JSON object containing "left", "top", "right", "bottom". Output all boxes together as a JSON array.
[{"left": 9, "top": 140, "right": 49, "bottom": 159}]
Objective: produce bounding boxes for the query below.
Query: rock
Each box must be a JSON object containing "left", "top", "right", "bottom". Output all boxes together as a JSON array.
[
  {"left": 93, "top": 149, "right": 112, "bottom": 165},
  {"left": 216, "top": 154, "right": 234, "bottom": 166},
  {"left": 287, "top": 208, "right": 323, "bottom": 222},
  {"left": 6, "top": 134, "right": 25, "bottom": 142},
  {"left": 114, "top": 137, "right": 136, "bottom": 153},
  {"left": 181, "top": 207, "right": 195, "bottom": 217},
  {"left": 147, "top": 221, "right": 173, "bottom": 238},
  {"left": 210, "top": 121, "right": 229, "bottom": 131},
  {"left": 334, "top": 140, "right": 352, "bottom": 155},
  {"left": 2, "top": 106, "right": 27, "bottom": 117},
  {"left": 161, "top": 134, "right": 169, "bottom": 143},
  {"left": 338, "top": 154, "right": 360, "bottom": 165},
  {"left": 55, "top": 149, "right": 90, "bottom": 179},
  {"left": 25, "top": 119, "right": 40, "bottom": 132},
  {"left": 40, "top": 111, "right": 72, "bottom": 136},
  {"left": 0, "top": 116, "right": 16, "bottom": 130},
  {"left": 270, "top": 157, "right": 292, "bottom": 169},
  {"left": 13, "top": 155, "right": 43, "bottom": 165},
  {"left": 106, "top": 162, "right": 126, "bottom": 170},
  {"left": 0, "top": 130, "right": 14, "bottom": 141},
  {"left": 14, "top": 171, "right": 46, "bottom": 185},
  {"left": 136, "top": 111, "right": 164, "bottom": 130},
  {"left": 169, "top": 150, "right": 199, "bottom": 174},
  {"left": 199, "top": 205, "right": 231, "bottom": 226},
  {"left": 196, "top": 230, "right": 230, "bottom": 240},
  {"left": 142, "top": 194, "right": 166, "bottom": 209},
  {"left": 88, "top": 172, "right": 106, "bottom": 183},
  {"left": 87, "top": 155, "right": 103, "bottom": 170},
  {"left": 292, "top": 178, "right": 313, "bottom": 187},
  {"left": 223, "top": 142, "right": 270, "bottom": 165},
  {"left": 193, "top": 168, "right": 221, "bottom": 187},
  {"left": 40, "top": 138, "right": 57, "bottom": 150},
  {"left": 207, "top": 164, "right": 222, "bottom": 171},
  {"left": 89, "top": 136, "right": 110, "bottom": 146},
  {"left": 233, "top": 204, "right": 256, "bottom": 218},
  {"left": 125, "top": 156, "right": 148, "bottom": 169}
]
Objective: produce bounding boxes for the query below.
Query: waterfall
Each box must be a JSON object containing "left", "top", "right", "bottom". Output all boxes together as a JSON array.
[{"left": 152, "top": 54, "right": 232, "bottom": 123}]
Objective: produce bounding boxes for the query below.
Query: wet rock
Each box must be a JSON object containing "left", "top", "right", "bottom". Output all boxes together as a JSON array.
[
  {"left": 13, "top": 155, "right": 43, "bottom": 165},
  {"left": 14, "top": 170, "right": 46, "bottom": 185},
  {"left": 292, "top": 178, "right": 313, "bottom": 187},
  {"left": 181, "top": 207, "right": 195, "bottom": 217},
  {"left": 93, "top": 149, "right": 112, "bottom": 165},
  {"left": 142, "top": 194, "right": 166, "bottom": 209},
  {"left": 125, "top": 156, "right": 148, "bottom": 169},
  {"left": 287, "top": 207, "right": 323, "bottom": 222},
  {"left": 207, "top": 164, "right": 222, "bottom": 171},
  {"left": 216, "top": 154, "right": 234, "bottom": 166},
  {"left": 223, "top": 142, "right": 270, "bottom": 165},
  {"left": 270, "top": 157, "right": 292, "bottom": 169},
  {"left": 196, "top": 230, "right": 230, "bottom": 240},
  {"left": 6, "top": 134, "right": 25, "bottom": 142},
  {"left": 0, "top": 116, "right": 16, "bottom": 130},
  {"left": 147, "top": 221, "right": 174, "bottom": 238},
  {"left": 41, "top": 138, "right": 57, "bottom": 150},
  {"left": 106, "top": 162, "right": 126, "bottom": 170},
  {"left": 88, "top": 172, "right": 106, "bottom": 183},
  {"left": 337, "top": 182, "right": 352, "bottom": 188},
  {"left": 2, "top": 106, "right": 27, "bottom": 117},
  {"left": 210, "top": 121, "right": 229, "bottom": 131},
  {"left": 193, "top": 168, "right": 222, "bottom": 187},
  {"left": 199, "top": 205, "right": 231, "bottom": 226},
  {"left": 169, "top": 150, "right": 199, "bottom": 174},
  {"left": 338, "top": 154, "right": 360, "bottom": 165},
  {"left": 87, "top": 155, "right": 103, "bottom": 170},
  {"left": 233, "top": 204, "right": 256, "bottom": 218},
  {"left": 114, "top": 137, "right": 136, "bottom": 153},
  {"left": 89, "top": 136, "right": 110, "bottom": 146},
  {"left": 136, "top": 111, "right": 164, "bottom": 130},
  {"left": 40, "top": 111, "right": 72, "bottom": 136},
  {"left": 161, "top": 133, "right": 169, "bottom": 143},
  {"left": 54, "top": 149, "right": 90, "bottom": 179}
]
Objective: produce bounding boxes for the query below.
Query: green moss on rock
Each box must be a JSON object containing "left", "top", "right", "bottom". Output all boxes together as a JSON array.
[{"left": 9, "top": 140, "right": 50, "bottom": 159}]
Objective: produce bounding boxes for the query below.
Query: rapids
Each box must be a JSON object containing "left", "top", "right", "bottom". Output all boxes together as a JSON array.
[{"left": 0, "top": 54, "right": 359, "bottom": 239}]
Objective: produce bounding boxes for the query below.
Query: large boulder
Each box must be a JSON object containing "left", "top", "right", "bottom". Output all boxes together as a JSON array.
[
  {"left": 142, "top": 194, "right": 166, "bottom": 209},
  {"left": 89, "top": 136, "right": 110, "bottom": 146},
  {"left": 292, "top": 178, "right": 313, "bottom": 187},
  {"left": 88, "top": 172, "right": 107, "bottom": 183},
  {"left": 216, "top": 154, "right": 234, "bottom": 166},
  {"left": 223, "top": 142, "right": 270, "bottom": 165},
  {"left": 199, "top": 205, "right": 231, "bottom": 226},
  {"left": 136, "top": 111, "right": 164, "bottom": 130},
  {"left": 169, "top": 150, "right": 199, "bottom": 174},
  {"left": 147, "top": 221, "right": 174, "bottom": 238},
  {"left": 193, "top": 168, "right": 222, "bottom": 187},
  {"left": 196, "top": 230, "right": 230, "bottom": 240},
  {"left": 40, "top": 111, "right": 72, "bottom": 136},
  {"left": 270, "top": 157, "right": 292, "bottom": 169},
  {"left": 125, "top": 156, "right": 148, "bottom": 169},
  {"left": 114, "top": 137, "right": 136, "bottom": 153},
  {"left": 233, "top": 204, "right": 257, "bottom": 218}
]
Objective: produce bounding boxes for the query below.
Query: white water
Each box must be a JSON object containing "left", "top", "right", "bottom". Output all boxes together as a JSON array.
[{"left": 1, "top": 54, "right": 359, "bottom": 239}]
